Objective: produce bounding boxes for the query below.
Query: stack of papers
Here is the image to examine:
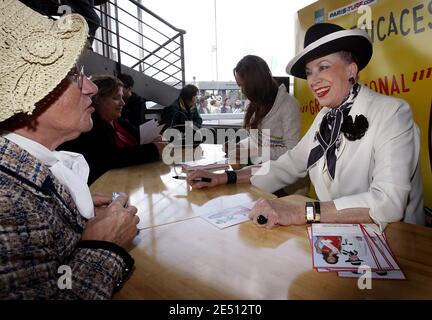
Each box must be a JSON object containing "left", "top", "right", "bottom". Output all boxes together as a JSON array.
[
  {"left": 307, "top": 224, "right": 405, "bottom": 279},
  {"left": 181, "top": 158, "right": 229, "bottom": 172},
  {"left": 139, "top": 119, "right": 163, "bottom": 145}
]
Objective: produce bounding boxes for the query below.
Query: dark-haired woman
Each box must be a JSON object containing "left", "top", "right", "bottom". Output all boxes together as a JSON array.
[{"left": 231, "top": 55, "right": 300, "bottom": 163}]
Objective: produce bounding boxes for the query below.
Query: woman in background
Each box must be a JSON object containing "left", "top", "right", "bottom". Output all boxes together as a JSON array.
[
  {"left": 60, "top": 75, "right": 165, "bottom": 184},
  {"left": 221, "top": 98, "right": 232, "bottom": 113},
  {"left": 229, "top": 55, "right": 301, "bottom": 164}
]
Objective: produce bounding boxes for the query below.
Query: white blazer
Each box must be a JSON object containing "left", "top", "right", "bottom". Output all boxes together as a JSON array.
[
  {"left": 251, "top": 85, "right": 424, "bottom": 230},
  {"left": 239, "top": 84, "right": 301, "bottom": 162}
]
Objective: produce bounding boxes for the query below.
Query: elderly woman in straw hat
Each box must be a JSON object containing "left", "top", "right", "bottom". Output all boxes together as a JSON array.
[
  {"left": 0, "top": 0, "right": 139, "bottom": 299},
  {"left": 187, "top": 23, "right": 424, "bottom": 230}
]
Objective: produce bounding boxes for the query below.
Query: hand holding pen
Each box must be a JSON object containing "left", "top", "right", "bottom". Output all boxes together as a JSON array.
[
  {"left": 181, "top": 169, "right": 222, "bottom": 188},
  {"left": 173, "top": 175, "right": 212, "bottom": 183}
]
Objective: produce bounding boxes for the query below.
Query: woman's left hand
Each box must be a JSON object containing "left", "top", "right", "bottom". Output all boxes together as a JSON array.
[{"left": 249, "top": 198, "right": 305, "bottom": 228}]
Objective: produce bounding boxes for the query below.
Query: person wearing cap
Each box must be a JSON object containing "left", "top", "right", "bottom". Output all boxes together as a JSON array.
[
  {"left": 187, "top": 23, "right": 424, "bottom": 231},
  {"left": 0, "top": 0, "right": 139, "bottom": 299}
]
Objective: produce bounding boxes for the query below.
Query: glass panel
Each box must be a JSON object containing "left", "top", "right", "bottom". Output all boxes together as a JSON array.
[{"left": 193, "top": 81, "right": 247, "bottom": 126}]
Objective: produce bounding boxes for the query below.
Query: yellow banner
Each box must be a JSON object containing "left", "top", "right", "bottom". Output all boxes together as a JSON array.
[{"left": 295, "top": 0, "right": 432, "bottom": 206}]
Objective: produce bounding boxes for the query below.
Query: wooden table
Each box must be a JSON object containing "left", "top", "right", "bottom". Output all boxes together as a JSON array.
[{"left": 90, "top": 144, "right": 432, "bottom": 299}]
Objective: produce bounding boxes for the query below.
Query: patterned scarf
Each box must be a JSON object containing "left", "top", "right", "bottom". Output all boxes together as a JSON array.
[{"left": 307, "top": 83, "right": 361, "bottom": 180}]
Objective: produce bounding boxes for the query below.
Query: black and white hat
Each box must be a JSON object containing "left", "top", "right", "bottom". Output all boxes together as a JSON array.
[{"left": 286, "top": 23, "right": 373, "bottom": 79}]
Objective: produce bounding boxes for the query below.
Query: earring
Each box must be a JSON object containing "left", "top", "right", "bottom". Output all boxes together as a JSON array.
[{"left": 349, "top": 77, "right": 355, "bottom": 85}]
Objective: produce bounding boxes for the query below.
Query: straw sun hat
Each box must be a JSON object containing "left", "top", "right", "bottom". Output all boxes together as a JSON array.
[
  {"left": 286, "top": 23, "right": 372, "bottom": 79},
  {"left": 0, "top": 0, "right": 88, "bottom": 122}
]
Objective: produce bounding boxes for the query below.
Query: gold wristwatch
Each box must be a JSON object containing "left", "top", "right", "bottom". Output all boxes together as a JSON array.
[{"left": 305, "top": 201, "right": 321, "bottom": 223}]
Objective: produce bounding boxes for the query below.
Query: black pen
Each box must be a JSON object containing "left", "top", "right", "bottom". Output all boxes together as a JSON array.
[{"left": 173, "top": 175, "right": 212, "bottom": 183}]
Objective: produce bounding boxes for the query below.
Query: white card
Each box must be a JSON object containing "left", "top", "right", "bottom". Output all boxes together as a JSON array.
[{"left": 201, "top": 204, "right": 253, "bottom": 229}]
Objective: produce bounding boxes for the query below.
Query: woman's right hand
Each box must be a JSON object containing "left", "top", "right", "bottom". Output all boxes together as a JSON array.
[
  {"left": 81, "top": 194, "right": 139, "bottom": 250},
  {"left": 187, "top": 169, "right": 227, "bottom": 189}
]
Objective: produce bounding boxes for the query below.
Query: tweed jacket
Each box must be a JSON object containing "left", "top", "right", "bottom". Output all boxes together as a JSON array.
[
  {"left": 0, "top": 136, "right": 127, "bottom": 299},
  {"left": 251, "top": 85, "right": 424, "bottom": 230}
]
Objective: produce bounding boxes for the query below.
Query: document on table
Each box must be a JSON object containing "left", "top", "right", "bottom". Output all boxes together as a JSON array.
[
  {"left": 139, "top": 119, "right": 163, "bottom": 144},
  {"left": 306, "top": 224, "right": 405, "bottom": 279},
  {"left": 201, "top": 201, "right": 256, "bottom": 229},
  {"left": 181, "top": 157, "right": 229, "bottom": 172}
]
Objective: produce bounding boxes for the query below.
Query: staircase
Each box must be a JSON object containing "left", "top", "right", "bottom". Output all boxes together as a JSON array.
[{"left": 78, "top": 0, "right": 185, "bottom": 108}]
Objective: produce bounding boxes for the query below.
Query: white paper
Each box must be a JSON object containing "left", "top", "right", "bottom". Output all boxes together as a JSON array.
[
  {"left": 201, "top": 203, "right": 255, "bottom": 229},
  {"left": 181, "top": 157, "right": 229, "bottom": 171},
  {"left": 361, "top": 225, "right": 400, "bottom": 270},
  {"left": 139, "top": 119, "right": 163, "bottom": 145},
  {"left": 240, "top": 200, "right": 257, "bottom": 210}
]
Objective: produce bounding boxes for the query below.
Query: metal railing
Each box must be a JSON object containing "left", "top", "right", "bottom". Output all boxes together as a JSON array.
[
  {"left": 24, "top": 0, "right": 185, "bottom": 87},
  {"left": 84, "top": 0, "right": 186, "bottom": 87},
  {"left": 93, "top": 0, "right": 186, "bottom": 87},
  {"left": 200, "top": 113, "right": 244, "bottom": 127}
]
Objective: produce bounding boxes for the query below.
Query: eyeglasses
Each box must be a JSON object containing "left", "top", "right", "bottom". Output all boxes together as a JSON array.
[{"left": 68, "top": 65, "right": 85, "bottom": 91}]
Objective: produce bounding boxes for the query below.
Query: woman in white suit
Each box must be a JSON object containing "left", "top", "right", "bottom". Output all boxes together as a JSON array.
[{"left": 187, "top": 23, "right": 424, "bottom": 230}]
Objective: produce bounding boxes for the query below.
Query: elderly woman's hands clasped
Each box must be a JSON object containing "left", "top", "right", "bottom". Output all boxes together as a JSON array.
[{"left": 81, "top": 194, "right": 139, "bottom": 249}]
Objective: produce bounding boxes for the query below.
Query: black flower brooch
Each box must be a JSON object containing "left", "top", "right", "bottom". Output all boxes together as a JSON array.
[{"left": 341, "top": 114, "right": 369, "bottom": 141}]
